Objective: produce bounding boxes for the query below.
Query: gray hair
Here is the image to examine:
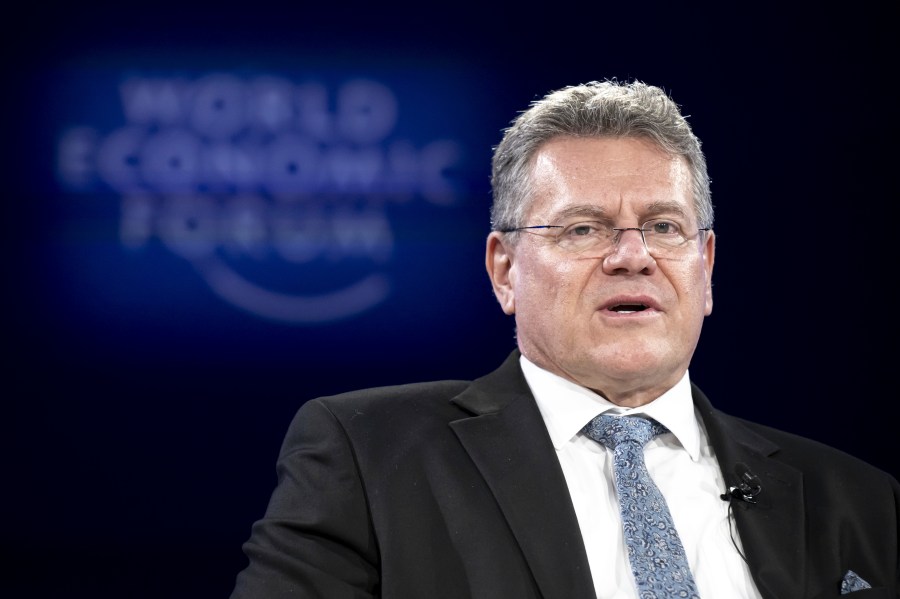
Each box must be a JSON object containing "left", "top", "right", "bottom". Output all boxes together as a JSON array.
[{"left": 490, "top": 79, "right": 713, "bottom": 235}]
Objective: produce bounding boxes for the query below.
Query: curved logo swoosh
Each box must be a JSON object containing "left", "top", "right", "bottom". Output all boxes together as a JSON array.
[{"left": 196, "top": 257, "right": 391, "bottom": 323}]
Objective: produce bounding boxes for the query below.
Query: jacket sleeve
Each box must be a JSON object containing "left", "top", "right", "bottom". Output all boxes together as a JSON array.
[{"left": 230, "top": 398, "right": 379, "bottom": 599}]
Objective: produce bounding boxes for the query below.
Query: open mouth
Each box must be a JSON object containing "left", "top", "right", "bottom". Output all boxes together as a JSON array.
[{"left": 609, "top": 303, "right": 648, "bottom": 313}]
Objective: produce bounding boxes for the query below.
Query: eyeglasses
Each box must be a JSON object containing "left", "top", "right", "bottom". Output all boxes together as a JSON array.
[{"left": 499, "top": 218, "right": 711, "bottom": 258}]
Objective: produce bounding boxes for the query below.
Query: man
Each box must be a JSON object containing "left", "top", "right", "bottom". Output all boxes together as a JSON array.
[{"left": 230, "top": 80, "right": 899, "bottom": 598}]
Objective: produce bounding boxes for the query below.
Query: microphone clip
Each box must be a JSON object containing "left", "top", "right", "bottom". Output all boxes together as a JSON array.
[{"left": 720, "top": 465, "right": 763, "bottom": 504}]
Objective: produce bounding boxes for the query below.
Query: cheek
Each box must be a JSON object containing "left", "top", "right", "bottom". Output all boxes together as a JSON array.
[
  {"left": 522, "top": 261, "right": 585, "bottom": 308},
  {"left": 672, "top": 268, "right": 711, "bottom": 316},
  {"left": 512, "top": 245, "right": 597, "bottom": 314}
]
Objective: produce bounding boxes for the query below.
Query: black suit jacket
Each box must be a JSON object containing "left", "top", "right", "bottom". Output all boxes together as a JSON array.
[{"left": 231, "top": 351, "right": 899, "bottom": 598}]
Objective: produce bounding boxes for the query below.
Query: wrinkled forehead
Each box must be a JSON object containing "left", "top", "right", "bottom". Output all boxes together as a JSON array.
[{"left": 524, "top": 136, "right": 695, "bottom": 223}]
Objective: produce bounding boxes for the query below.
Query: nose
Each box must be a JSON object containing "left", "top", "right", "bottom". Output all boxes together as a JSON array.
[
  {"left": 613, "top": 227, "right": 648, "bottom": 250},
  {"left": 601, "top": 228, "right": 656, "bottom": 274}
]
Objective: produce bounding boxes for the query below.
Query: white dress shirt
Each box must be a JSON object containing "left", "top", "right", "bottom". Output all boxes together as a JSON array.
[{"left": 521, "top": 355, "right": 763, "bottom": 599}]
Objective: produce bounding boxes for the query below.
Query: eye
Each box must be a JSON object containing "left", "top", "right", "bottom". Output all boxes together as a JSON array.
[
  {"left": 646, "top": 219, "right": 683, "bottom": 236},
  {"left": 563, "top": 221, "right": 604, "bottom": 237}
]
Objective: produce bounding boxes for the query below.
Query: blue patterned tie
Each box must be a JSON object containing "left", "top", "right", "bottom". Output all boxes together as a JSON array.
[{"left": 583, "top": 414, "right": 701, "bottom": 599}]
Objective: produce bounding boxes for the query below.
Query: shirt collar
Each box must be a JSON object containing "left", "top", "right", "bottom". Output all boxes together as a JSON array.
[{"left": 520, "top": 355, "right": 702, "bottom": 461}]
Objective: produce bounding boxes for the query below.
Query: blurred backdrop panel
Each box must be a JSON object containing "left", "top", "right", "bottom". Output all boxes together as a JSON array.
[
  {"left": 31, "top": 60, "right": 502, "bottom": 364},
  {"left": 3, "top": 3, "right": 896, "bottom": 598}
]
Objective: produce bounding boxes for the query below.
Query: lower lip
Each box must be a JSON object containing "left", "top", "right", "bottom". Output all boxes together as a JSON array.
[{"left": 600, "top": 308, "right": 659, "bottom": 318}]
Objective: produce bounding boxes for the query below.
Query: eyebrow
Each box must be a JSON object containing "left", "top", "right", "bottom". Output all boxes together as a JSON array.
[
  {"left": 643, "top": 200, "right": 692, "bottom": 221},
  {"left": 548, "top": 200, "right": 692, "bottom": 223},
  {"left": 550, "top": 204, "right": 610, "bottom": 222}
]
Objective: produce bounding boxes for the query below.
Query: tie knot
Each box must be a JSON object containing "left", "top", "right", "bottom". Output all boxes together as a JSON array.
[{"left": 583, "top": 414, "right": 668, "bottom": 450}]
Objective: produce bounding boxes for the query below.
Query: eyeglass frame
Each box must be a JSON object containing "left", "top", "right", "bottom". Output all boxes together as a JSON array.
[{"left": 497, "top": 218, "right": 711, "bottom": 257}]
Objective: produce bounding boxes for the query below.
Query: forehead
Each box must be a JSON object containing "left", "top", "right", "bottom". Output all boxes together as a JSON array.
[{"left": 526, "top": 136, "right": 694, "bottom": 221}]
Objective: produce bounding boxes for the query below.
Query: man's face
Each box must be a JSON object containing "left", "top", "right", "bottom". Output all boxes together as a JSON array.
[{"left": 486, "top": 136, "right": 715, "bottom": 406}]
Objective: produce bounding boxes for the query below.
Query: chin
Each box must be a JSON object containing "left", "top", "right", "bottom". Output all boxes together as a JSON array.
[{"left": 585, "top": 344, "right": 671, "bottom": 375}]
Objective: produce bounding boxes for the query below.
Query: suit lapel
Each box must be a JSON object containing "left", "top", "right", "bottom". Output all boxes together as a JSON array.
[
  {"left": 450, "top": 353, "right": 807, "bottom": 599},
  {"left": 450, "top": 351, "right": 597, "bottom": 599},
  {"left": 693, "top": 385, "right": 807, "bottom": 599}
]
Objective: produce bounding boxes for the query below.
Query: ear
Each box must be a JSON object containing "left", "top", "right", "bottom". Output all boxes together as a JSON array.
[
  {"left": 486, "top": 231, "right": 516, "bottom": 315},
  {"left": 702, "top": 230, "right": 715, "bottom": 316}
]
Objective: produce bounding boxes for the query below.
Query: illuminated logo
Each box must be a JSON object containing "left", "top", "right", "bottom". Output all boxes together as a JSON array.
[{"left": 56, "top": 73, "right": 464, "bottom": 323}]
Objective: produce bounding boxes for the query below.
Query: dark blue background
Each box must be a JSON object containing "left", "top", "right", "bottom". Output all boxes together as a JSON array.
[{"left": 4, "top": 2, "right": 896, "bottom": 598}]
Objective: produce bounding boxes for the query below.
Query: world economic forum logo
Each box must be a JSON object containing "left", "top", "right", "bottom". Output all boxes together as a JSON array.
[{"left": 56, "top": 73, "right": 465, "bottom": 323}]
